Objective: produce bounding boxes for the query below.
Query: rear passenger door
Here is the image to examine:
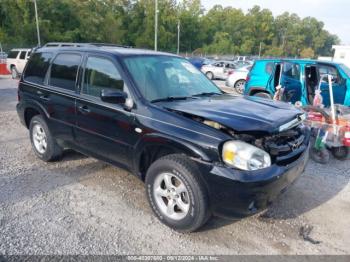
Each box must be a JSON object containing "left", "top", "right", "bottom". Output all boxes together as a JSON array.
[
  {"left": 75, "top": 54, "right": 135, "bottom": 169},
  {"left": 46, "top": 52, "right": 83, "bottom": 143},
  {"left": 280, "top": 62, "right": 302, "bottom": 103}
]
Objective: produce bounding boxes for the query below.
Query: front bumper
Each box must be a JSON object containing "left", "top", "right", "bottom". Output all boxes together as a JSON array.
[{"left": 199, "top": 146, "right": 309, "bottom": 218}]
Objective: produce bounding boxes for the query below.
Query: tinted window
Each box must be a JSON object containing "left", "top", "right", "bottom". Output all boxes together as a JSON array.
[
  {"left": 283, "top": 62, "right": 300, "bottom": 80},
  {"left": 49, "top": 53, "right": 81, "bottom": 91},
  {"left": 19, "top": 51, "right": 26, "bottom": 59},
  {"left": 82, "top": 56, "right": 123, "bottom": 97},
  {"left": 8, "top": 51, "right": 19, "bottom": 59},
  {"left": 24, "top": 52, "right": 53, "bottom": 84}
]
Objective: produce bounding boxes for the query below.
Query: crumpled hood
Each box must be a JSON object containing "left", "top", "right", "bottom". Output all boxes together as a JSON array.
[{"left": 158, "top": 94, "right": 304, "bottom": 133}]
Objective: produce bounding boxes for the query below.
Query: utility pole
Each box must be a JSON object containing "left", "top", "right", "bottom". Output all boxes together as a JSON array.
[
  {"left": 177, "top": 20, "right": 180, "bottom": 55},
  {"left": 34, "top": 0, "right": 41, "bottom": 46},
  {"left": 258, "top": 42, "right": 262, "bottom": 58},
  {"left": 154, "top": 0, "right": 158, "bottom": 51}
]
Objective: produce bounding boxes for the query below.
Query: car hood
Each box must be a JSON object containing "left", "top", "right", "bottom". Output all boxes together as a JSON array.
[{"left": 158, "top": 94, "right": 304, "bottom": 133}]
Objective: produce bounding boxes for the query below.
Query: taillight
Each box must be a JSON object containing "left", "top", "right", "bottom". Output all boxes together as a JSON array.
[
  {"left": 17, "top": 88, "right": 21, "bottom": 101},
  {"left": 246, "top": 75, "right": 250, "bottom": 82},
  {"left": 228, "top": 70, "right": 234, "bottom": 75},
  {"left": 343, "top": 126, "right": 350, "bottom": 146}
]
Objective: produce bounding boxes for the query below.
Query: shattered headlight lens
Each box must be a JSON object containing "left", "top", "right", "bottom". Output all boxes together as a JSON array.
[{"left": 222, "top": 140, "right": 271, "bottom": 171}]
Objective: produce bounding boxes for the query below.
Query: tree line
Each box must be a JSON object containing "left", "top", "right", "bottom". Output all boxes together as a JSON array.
[{"left": 0, "top": 0, "right": 340, "bottom": 57}]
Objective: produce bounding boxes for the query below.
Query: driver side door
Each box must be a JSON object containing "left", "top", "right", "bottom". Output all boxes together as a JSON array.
[{"left": 75, "top": 54, "right": 135, "bottom": 169}]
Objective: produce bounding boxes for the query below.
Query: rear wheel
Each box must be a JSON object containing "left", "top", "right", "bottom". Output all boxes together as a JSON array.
[
  {"left": 29, "top": 115, "right": 63, "bottom": 162},
  {"left": 234, "top": 79, "right": 246, "bottom": 94},
  {"left": 11, "top": 66, "right": 18, "bottom": 79},
  {"left": 205, "top": 71, "right": 214, "bottom": 80},
  {"left": 145, "top": 154, "right": 210, "bottom": 232},
  {"left": 330, "top": 146, "right": 349, "bottom": 160},
  {"left": 253, "top": 92, "right": 271, "bottom": 99}
]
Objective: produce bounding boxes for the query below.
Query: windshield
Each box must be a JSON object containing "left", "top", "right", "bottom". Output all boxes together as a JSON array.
[
  {"left": 339, "top": 64, "right": 350, "bottom": 77},
  {"left": 123, "top": 56, "right": 222, "bottom": 102}
]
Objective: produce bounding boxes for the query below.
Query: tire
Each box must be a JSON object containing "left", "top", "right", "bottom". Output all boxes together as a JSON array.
[
  {"left": 234, "top": 79, "right": 246, "bottom": 94},
  {"left": 145, "top": 154, "right": 210, "bottom": 232},
  {"left": 11, "top": 66, "right": 18, "bottom": 79},
  {"left": 205, "top": 71, "right": 214, "bottom": 80},
  {"left": 253, "top": 92, "right": 271, "bottom": 99},
  {"left": 330, "top": 146, "right": 349, "bottom": 160},
  {"left": 29, "top": 115, "right": 63, "bottom": 162}
]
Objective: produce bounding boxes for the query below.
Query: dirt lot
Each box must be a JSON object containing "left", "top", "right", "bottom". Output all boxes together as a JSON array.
[{"left": 0, "top": 77, "right": 349, "bottom": 255}]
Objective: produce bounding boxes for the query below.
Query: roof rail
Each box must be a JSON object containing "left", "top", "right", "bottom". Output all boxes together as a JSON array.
[{"left": 42, "top": 42, "right": 132, "bottom": 48}]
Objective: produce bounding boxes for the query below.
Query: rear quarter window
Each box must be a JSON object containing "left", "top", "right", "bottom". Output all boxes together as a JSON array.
[
  {"left": 49, "top": 53, "right": 82, "bottom": 91},
  {"left": 7, "top": 51, "right": 19, "bottom": 59},
  {"left": 24, "top": 52, "right": 53, "bottom": 84}
]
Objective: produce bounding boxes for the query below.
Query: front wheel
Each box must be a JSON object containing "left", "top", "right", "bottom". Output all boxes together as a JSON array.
[
  {"left": 234, "top": 79, "right": 246, "bottom": 94},
  {"left": 205, "top": 71, "right": 214, "bottom": 80},
  {"left": 145, "top": 154, "right": 210, "bottom": 232}
]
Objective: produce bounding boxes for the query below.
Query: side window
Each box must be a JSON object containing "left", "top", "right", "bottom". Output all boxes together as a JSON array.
[
  {"left": 19, "top": 51, "right": 26, "bottom": 60},
  {"left": 318, "top": 65, "right": 340, "bottom": 84},
  {"left": 8, "top": 51, "right": 19, "bottom": 59},
  {"left": 49, "top": 53, "right": 82, "bottom": 91},
  {"left": 82, "top": 56, "right": 123, "bottom": 97},
  {"left": 24, "top": 52, "right": 53, "bottom": 84},
  {"left": 283, "top": 62, "right": 300, "bottom": 80},
  {"left": 265, "top": 62, "right": 274, "bottom": 75},
  {"left": 214, "top": 62, "right": 223, "bottom": 67}
]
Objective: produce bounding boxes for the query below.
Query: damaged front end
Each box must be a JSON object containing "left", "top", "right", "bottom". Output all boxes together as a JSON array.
[{"left": 176, "top": 111, "right": 310, "bottom": 168}]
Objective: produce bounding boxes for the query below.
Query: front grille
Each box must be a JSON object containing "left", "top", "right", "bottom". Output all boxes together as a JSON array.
[{"left": 256, "top": 126, "right": 307, "bottom": 164}]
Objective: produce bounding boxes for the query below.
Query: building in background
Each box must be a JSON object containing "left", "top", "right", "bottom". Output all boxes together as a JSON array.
[{"left": 332, "top": 45, "right": 350, "bottom": 67}]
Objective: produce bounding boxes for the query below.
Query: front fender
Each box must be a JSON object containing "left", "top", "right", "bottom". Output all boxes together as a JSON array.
[{"left": 132, "top": 132, "right": 214, "bottom": 175}]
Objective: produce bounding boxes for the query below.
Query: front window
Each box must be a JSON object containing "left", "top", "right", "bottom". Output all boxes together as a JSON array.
[{"left": 123, "top": 56, "right": 222, "bottom": 102}]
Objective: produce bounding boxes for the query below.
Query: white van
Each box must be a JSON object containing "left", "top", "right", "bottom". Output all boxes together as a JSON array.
[{"left": 6, "top": 48, "right": 32, "bottom": 78}]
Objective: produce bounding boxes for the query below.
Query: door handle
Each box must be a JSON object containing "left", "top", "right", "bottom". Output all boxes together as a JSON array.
[
  {"left": 39, "top": 95, "right": 50, "bottom": 101},
  {"left": 78, "top": 105, "right": 91, "bottom": 114}
]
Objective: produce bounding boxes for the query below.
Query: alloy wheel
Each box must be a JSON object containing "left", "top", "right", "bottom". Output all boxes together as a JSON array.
[
  {"left": 153, "top": 172, "right": 190, "bottom": 220},
  {"left": 32, "top": 123, "right": 47, "bottom": 154}
]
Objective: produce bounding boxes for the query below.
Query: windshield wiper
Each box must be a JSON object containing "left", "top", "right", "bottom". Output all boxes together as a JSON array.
[
  {"left": 192, "top": 92, "right": 222, "bottom": 97},
  {"left": 151, "top": 96, "right": 190, "bottom": 103}
]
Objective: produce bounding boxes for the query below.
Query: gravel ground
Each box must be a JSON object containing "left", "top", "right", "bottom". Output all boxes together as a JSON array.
[{"left": 0, "top": 77, "right": 349, "bottom": 255}]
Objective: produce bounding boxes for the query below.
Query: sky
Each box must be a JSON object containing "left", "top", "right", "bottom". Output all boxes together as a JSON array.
[{"left": 201, "top": 0, "right": 350, "bottom": 44}]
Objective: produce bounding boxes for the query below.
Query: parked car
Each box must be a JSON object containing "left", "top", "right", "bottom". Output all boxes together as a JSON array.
[
  {"left": 6, "top": 48, "right": 32, "bottom": 78},
  {"left": 187, "top": 57, "right": 213, "bottom": 70},
  {"left": 245, "top": 59, "right": 350, "bottom": 107},
  {"left": 225, "top": 65, "right": 252, "bottom": 94},
  {"left": 17, "top": 43, "right": 310, "bottom": 232},
  {"left": 201, "top": 60, "right": 238, "bottom": 80}
]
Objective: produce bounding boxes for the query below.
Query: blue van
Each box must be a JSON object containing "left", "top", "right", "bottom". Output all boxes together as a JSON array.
[{"left": 244, "top": 59, "right": 350, "bottom": 107}]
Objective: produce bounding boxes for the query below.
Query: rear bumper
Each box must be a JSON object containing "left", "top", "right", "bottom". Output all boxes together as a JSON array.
[{"left": 199, "top": 145, "right": 309, "bottom": 218}]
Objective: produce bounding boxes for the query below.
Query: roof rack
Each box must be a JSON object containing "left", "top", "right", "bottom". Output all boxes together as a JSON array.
[{"left": 42, "top": 42, "right": 132, "bottom": 48}]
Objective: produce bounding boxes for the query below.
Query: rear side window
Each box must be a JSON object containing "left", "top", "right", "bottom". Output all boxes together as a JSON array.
[
  {"left": 19, "top": 51, "right": 26, "bottom": 59},
  {"left": 24, "top": 52, "right": 53, "bottom": 84},
  {"left": 283, "top": 62, "right": 300, "bottom": 80},
  {"left": 8, "top": 51, "right": 19, "bottom": 59},
  {"left": 82, "top": 56, "right": 123, "bottom": 97},
  {"left": 49, "top": 53, "right": 82, "bottom": 91}
]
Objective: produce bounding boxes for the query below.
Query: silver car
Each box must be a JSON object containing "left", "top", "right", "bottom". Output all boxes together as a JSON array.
[{"left": 201, "top": 61, "right": 237, "bottom": 80}]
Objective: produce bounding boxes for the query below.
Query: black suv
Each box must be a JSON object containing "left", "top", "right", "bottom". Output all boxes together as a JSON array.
[{"left": 17, "top": 43, "right": 310, "bottom": 232}]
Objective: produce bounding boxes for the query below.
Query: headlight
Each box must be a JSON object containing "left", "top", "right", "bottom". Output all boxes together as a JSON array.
[{"left": 222, "top": 140, "right": 271, "bottom": 171}]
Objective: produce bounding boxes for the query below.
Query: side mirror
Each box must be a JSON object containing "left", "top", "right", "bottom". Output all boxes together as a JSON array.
[{"left": 100, "top": 89, "right": 127, "bottom": 104}]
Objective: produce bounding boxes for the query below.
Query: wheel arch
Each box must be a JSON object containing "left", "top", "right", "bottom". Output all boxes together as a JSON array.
[
  {"left": 23, "top": 100, "right": 50, "bottom": 129},
  {"left": 134, "top": 133, "right": 211, "bottom": 181}
]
